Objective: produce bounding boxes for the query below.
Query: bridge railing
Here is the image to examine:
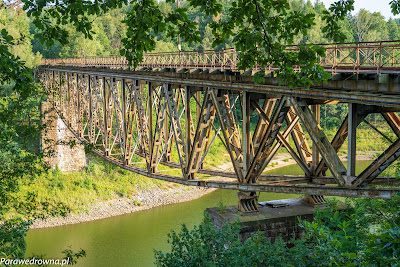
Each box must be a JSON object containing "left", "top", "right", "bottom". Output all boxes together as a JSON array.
[{"left": 41, "top": 40, "right": 400, "bottom": 73}]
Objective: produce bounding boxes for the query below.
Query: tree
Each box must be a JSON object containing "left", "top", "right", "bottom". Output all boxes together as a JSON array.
[
  {"left": 0, "top": 1, "right": 41, "bottom": 67},
  {"left": 388, "top": 18, "right": 400, "bottom": 40},
  {"left": 352, "top": 9, "right": 389, "bottom": 42},
  {"left": 23, "top": 0, "right": 362, "bottom": 88}
]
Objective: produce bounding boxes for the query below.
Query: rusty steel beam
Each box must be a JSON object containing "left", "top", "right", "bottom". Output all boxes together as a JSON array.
[
  {"left": 382, "top": 112, "right": 400, "bottom": 138},
  {"left": 210, "top": 89, "right": 244, "bottom": 182},
  {"left": 186, "top": 89, "right": 216, "bottom": 177},
  {"left": 251, "top": 100, "right": 311, "bottom": 177},
  {"left": 41, "top": 66, "right": 400, "bottom": 108},
  {"left": 251, "top": 98, "right": 276, "bottom": 160},
  {"left": 312, "top": 176, "right": 400, "bottom": 186},
  {"left": 94, "top": 148, "right": 400, "bottom": 199},
  {"left": 352, "top": 138, "right": 400, "bottom": 187},
  {"left": 244, "top": 97, "right": 289, "bottom": 183},
  {"left": 290, "top": 97, "right": 347, "bottom": 186},
  {"left": 315, "top": 115, "right": 349, "bottom": 177}
]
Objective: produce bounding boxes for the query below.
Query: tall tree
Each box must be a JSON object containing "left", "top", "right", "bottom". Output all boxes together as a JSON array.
[
  {"left": 352, "top": 9, "right": 389, "bottom": 42},
  {"left": 388, "top": 18, "right": 400, "bottom": 40}
]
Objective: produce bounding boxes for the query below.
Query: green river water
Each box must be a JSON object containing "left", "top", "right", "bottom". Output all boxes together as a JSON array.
[{"left": 26, "top": 161, "right": 372, "bottom": 267}]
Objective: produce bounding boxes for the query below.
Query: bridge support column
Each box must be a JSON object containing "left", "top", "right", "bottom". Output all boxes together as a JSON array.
[
  {"left": 207, "top": 198, "right": 346, "bottom": 242},
  {"left": 41, "top": 101, "right": 86, "bottom": 172},
  {"left": 306, "top": 104, "right": 325, "bottom": 205},
  {"left": 238, "top": 92, "right": 259, "bottom": 213}
]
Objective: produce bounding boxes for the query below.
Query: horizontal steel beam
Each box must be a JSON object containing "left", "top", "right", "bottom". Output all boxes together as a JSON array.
[{"left": 40, "top": 66, "right": 400, "bottom": 108}]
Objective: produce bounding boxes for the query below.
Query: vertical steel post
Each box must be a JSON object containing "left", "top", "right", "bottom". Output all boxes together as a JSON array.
[
  {"left": 76, "top": 73, "right": 81, "bottom": 135},
  {"left": 122, "top": 79, "right": 127, "bottom": 165},
  {"left": 185, "top": 86, "right": 193, "bottom": 178},
  {"left": 347, "top": 103, "right": 358, "bottom": 178},
  {"left": 88, "top": 75, "right": 92, "bottom": 142},
  {"left": 196, "top": 90, "right": 202, "bottom": 168},
  {"left": 242, "top": 91, "right": 251, "bottom": 173},
  {"left": 103, "top": 77, "right": 108, "bottom": 156},
  {"left": 148, "top": 82, "right": 154, "bottom": 172},
  {"left": 312, "top": 105, "right": 320, "bottom": 173}
]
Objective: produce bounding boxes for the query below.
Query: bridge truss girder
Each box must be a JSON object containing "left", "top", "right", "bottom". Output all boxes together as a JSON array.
[{"left": 41, "top": 68, "right": 400, "bottom": 212}]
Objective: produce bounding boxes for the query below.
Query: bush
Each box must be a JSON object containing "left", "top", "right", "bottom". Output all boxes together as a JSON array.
[{"left": 155, "top": 196, "right": 400, "bottom": 266}]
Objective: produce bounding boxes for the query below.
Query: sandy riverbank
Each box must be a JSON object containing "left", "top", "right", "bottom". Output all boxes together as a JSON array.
[{"left": 31, "top": 185, "right": 216, "bottom": 229}]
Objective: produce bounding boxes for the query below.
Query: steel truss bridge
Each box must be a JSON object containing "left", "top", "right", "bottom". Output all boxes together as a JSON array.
[{"left": 40, "top": 40, "right": 400, "bottom": 212}]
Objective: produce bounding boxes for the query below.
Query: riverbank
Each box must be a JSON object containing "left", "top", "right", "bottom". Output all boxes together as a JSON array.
[{"left": 31, "top": 185, "right": 216, "bottom": 229}]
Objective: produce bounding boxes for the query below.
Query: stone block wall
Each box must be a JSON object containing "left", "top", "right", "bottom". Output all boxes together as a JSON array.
[
  {"left": 41, "top": 101, "right": 86, "bottom": 172},
  {"left": 238, "top": 213, "right": 314, "bottom": 243},
  {"left": 206, "top": 198, "right": 335, "bottom": 243}
]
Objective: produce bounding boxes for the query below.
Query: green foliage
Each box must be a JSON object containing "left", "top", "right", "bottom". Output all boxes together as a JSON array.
[
  {"left": 62, "top": 247, "right": 86, "bottom": 266},
  {"left": 23, "top": 0, "right": 400, "bottom": 88},
  {"left": 390, "top": 0, "right": 400, "bottom": 15},
  {"left": 156, "top": 197, "right": 400, "bottom": 266},
  {"left": 0, "top": 4, "right": 41, "bottom": 68},
  {"left": 321, "top": 0, "right": 354, "bottom": 42},
  {"left": 0, "top": 218, "right": 31, "bottom": 260},
  {"left": 121, "top": 0, "right": 200, "bottom": 67},
  {"left": 1, "top": 153, "right": 170, "bottom": 220},
  {"left": 154, "top": 214, "right": 293, "bottom": 266},
  {"left": 23, "top": 0, "right": 361, "bottom": 88},
  {"left": 216, "top": 200, "right": 226, "bottom": 213}
]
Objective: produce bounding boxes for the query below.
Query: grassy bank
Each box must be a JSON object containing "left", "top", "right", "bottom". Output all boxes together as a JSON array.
[{"left": 3, "top": 153, "right": 177, "bottom": 220}]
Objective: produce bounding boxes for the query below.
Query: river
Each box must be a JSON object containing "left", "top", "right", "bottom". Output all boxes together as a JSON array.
[{"left": 26, "top": 161, "right": 372, "bottom": 266}]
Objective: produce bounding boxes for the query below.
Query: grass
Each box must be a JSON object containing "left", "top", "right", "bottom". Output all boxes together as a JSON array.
[
  {"left": 277, "top": 127, "right": 392, "bottom": 155},
  {"left": 5, "top": 153, "right": 173, "bottom": 219}
]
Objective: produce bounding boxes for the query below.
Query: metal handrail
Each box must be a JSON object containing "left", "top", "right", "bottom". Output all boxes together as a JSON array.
[{"left": 41, "top": 40, "right": 400, "bottom": 74}]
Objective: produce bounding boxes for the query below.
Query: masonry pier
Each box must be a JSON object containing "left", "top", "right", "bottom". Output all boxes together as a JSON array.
[
  {"left": 207, "top": 198, "right": 346, "bottom": 242},
  {"left": 41, "top": 101, "right": 86, "bottom": 172}
]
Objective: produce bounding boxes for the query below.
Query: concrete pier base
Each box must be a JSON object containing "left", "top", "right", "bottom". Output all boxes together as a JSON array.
[{"left": 206, "top": 198, "right": 345, "bottom": 242}]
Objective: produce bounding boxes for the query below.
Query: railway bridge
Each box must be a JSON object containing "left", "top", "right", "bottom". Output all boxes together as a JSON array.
[{"left": 40, "top": 40, "right": 400, "bottom": 212}]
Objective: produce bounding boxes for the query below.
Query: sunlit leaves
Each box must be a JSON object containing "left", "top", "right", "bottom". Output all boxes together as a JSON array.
[
  {"left": 322, "top": 0, "right": 354, "bottom": 42},
  {"left": 121, "top": 0, "right": 166, "bottom": 67},
  {"left": 156, "top": 197, "right": 400, "bottom": 266},
  {"left": 121, "top": 0, "right": 200, "bottom": 68},
  {"left": 390, "top": 0, "right": 400, "bottom": 15}
]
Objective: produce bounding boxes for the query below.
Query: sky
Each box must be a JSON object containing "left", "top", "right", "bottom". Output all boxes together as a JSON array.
[{"left": 310, "top": 0, "right": 400, "bottom": 20}]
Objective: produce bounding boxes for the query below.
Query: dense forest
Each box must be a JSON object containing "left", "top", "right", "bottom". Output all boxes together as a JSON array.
[
  {"left": 33, "top": 0, "right": 400, "bottom": 58},
  {"left": 4, "top": 1, "right": 400, "bottom": 130},
  {"left": 2, "top": 0, "right": 400, "bottom": 61}
]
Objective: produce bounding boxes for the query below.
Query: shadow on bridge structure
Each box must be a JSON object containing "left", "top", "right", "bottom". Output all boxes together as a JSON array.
[{"left": 39, "top": 40, "right": 400, "bottom": 213}]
